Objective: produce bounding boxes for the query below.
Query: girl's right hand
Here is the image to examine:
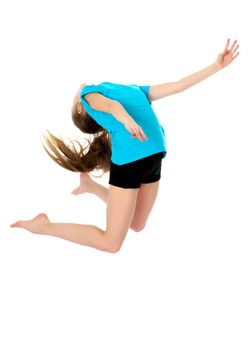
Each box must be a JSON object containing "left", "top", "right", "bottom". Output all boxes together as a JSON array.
[{"left": 124, "top": 116, "right": 148, "bottom": 142}]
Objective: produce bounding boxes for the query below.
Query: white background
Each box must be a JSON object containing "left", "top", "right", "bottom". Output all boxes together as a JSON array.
[{"left": 0, "top": 0, "right": 249, "bottom": 349}]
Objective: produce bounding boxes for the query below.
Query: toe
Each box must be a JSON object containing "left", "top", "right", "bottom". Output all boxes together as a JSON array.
[
  {"left": 71, "top": 188, "right": 78, "bottom": 195},
  {"left": 10, "top": 221, "right": 24, "bottom": 228},
  {"left": 71, "top": 186, "right": 82, "bottom": 195}
]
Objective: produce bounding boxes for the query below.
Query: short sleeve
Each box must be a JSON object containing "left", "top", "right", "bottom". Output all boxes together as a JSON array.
[
  {"left": 138, "top": 85, "right": 152, "bottom": 105},
  {"left": 79, "top": 84, "right": 115, "bottom": 132},
  {"left": 79, "top": 84, "right": 103, "bottom": 114}
]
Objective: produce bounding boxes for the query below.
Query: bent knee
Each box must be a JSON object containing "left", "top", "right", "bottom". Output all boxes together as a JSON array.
[{"left": 103, "top": 240, "right": 123, "bottom": 254}]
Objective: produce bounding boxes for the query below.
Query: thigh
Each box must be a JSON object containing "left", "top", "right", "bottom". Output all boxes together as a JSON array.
[
  {"left": 105, "top": 184, "right": 139, "bottom": 251},
  {"left": 130, "top": 180, "right": 160, "bottom": 232}
]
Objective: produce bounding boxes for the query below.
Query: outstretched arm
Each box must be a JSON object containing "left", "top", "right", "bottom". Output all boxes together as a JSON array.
[{"left": 149, "top": 38, "right": 240, "bottom": 101}]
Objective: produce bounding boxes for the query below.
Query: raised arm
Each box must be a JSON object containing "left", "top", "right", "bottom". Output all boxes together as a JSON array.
[
  {"left": 148, "top": 38, "right": 239, "bottom": 101},
  {"left": 148, "top": 81, "right": 183, "bottom": 101},
  {"left": 148, "top": 63, "right": 221, "bottom": 101}
]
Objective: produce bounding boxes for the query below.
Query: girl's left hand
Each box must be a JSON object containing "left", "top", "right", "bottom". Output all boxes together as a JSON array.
[{"left": 215, "top": 38, "right": 240, "bottom": 69}]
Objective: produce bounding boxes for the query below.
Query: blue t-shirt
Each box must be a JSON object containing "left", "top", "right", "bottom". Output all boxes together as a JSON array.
[{"left": 80, "top": 81, "right": 167, "bottom": 165}]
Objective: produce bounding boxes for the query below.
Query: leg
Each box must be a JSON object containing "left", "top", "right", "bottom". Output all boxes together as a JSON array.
[
  {"left": 130, "top": 180, "right": 160, "bottom": 232},
  {"left": 71, "top": 173, "right": 108, "bottom": 203},
  {"left": 81, "top": 178, "right": 160, "bottom": 232},
  {"left": 104, "top": 185, "right": 138, "bottom": 251},
  {"left": 71, "top": 174, "right": 160, "bottom": 232},
  {"left": 10, "top": 185, "right": 139, "bottom": 253}
]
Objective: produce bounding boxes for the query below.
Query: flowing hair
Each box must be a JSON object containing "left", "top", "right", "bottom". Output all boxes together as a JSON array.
[{"left": 42, "top": 104, "right": 111, "bottom": 175}]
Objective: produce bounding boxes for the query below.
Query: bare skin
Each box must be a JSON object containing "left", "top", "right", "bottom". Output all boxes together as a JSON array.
[
  {"left": 10, "top": 173, "right": 160, "bottom": 252},
  {"left": 10, "top": 175, "right": 140, "bottom": 252},
  {"left": 10, "top": 213, "right": 51, "bottom": 234},
  {"left": 10, "top": 174, "right": 99, "bottom": 234},
  {"left": 71, "top": 172, "right": 97, "bottom": 195},
  {"left": 71, "top": 172, "right": 108, "bottom": 203},
  {"left": 10, "top": 212, "right": 109, "bottom": 251},
  {"left": 10, "top": 38, "right": 240, "bottom": 253}
]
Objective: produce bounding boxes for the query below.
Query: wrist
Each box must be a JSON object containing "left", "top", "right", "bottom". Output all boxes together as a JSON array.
[{"left": 212, "top": 62, "right": 222, "bottom": 72}]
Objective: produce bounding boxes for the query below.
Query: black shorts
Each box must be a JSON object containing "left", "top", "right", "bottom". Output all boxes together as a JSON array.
[{"left": 109, "top": 152, "right": 164, "bottom": 189}]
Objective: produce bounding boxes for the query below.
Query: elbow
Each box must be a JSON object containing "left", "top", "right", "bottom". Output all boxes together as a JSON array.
[{"left": 176, "top": 81, "right": 184, "bottom": 93}]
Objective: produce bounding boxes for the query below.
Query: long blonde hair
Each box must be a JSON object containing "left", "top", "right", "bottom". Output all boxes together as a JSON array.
[{"left": 42, "top": 104, "right": 111, "bottom": 174}]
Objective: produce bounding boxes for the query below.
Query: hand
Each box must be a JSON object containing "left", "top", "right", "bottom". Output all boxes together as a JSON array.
[
  {"left": 215, "top": 38, "right": 240, "bottom": 69},
  {"left": 124, "top": 116, "right": 148, "bottom": 142}
]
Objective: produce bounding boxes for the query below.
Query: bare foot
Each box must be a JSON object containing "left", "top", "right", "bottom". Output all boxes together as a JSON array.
[
  {"left": 71, "top": 172, "right": 95, "bottom": 195},
  {"left": 10, "top": 213, "right": 50, "bottom": 234}
]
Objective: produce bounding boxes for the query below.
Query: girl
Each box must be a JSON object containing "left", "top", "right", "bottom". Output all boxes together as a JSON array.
[{"left": 11, "top": 39, "right": 239, "bottom": 253}]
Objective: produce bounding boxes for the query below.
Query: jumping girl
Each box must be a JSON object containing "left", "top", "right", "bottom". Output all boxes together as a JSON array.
[{"left": 11, "top": 39, "right": 239, "bottom": 253}]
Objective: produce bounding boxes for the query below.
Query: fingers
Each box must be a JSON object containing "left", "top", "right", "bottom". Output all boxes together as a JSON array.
[
  {"left": 139, "top": 129, "right": 148, "bottom": 142},
  {"left": 225, "top": 38, "right": 230, "bottom": 52},
  {"left": 131, "top": 120, "right": 146, "bottom": 141},
  {"left": 232, "top": 44, "right": 239, "bottom": 55},
  {"left": 131, "top": 130, "right": 147, "bottom": 142},
  {"left": 230, "top": 39, "right": 238, "bottom": 52},
  {"left": 226, "top": 39, "right": 240, "bottom": 60},
  {"left": 135, "top": 128, "right": 148, "bottom": 142},
  {"left": 232, "top": 51, "right": 240, "bottom": 60},
  {"left": 125, "top": 119, "right": 148, "bottom": 142},
  {"left": 225, "top": 38, "right": 239, "bottom": 54}
]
